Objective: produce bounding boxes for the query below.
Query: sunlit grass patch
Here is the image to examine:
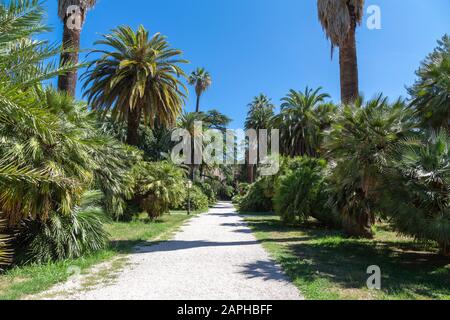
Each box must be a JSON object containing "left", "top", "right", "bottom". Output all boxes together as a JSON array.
[{"left": 245, "top": 214, "right": 450, "bottom": 300}]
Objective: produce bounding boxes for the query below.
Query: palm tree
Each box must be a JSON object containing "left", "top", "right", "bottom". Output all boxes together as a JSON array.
[
  {"left": 245, "top": 94, "right": 275, "bottom": 182},
  {"left": 177, "top": 112, "right": 206, "bottom": 181},
  {"left": 326, "top": 95, "right": 414, "bottom": 238},
  {"left": 82, "top": 25, "right": 188, "bottom": 146},
  {"left": 57, "top": 0, "right": 96, "bottom": 95},
  {"left": 380, "top": 130, "right": 450, "bottom": 256},
  {"left": 188, "top": 68, "right": 212, "bottom": 113},
  {"left": 272, "top": 87, "right": 331, "bottom": 157},
  {"left": 133, "top": 161, "right": 187, "bottom": 219},
  {"left": 245, "top": 94, "right": 275, "bottom": 130},
  {"left": 409, "top": 35, "right": 450, "bottom": 131},
  {"left": 317, "top": 0, "right": 365, "bottom": 104},
  {"left": 0, "top": 0, "right": 98, "bottom": 225}
]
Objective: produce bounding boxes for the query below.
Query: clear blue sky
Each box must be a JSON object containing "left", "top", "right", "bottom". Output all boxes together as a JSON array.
[{"left": 43, "top": 0, "right": 449, "bottom": 128}]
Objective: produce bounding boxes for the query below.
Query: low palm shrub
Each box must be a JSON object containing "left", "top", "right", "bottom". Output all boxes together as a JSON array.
[
  {"left": 196, "top": 181, "right": 217, "bottom": 205},
  {"left": 325, "top": 96, "right": 414, "bottom": 238},
  {"left": 380, "top": 131, "right": 450, "bottom": 256},
  {"left": 185, "top": 186, "right": 210, "bottom": 211},
  {"left": 133, "top": 161, "right": 187, "bottom": 219},
  {"left": 274, "top": 157, "right": 339, "bottom": 227},
  {"left": 18, "top": 191, "right": 109, "bottom": 264},
  {"left": 236, "top": 179, "right": 273, "bottom": 213}
]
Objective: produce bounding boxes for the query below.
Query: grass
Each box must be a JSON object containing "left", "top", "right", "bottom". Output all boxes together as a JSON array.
[
  {"left": 244, "top": 213, "right": 450, "bottom": 300},
  {"left": 0, "top": 210, "right": 198, "bottom": 300}
]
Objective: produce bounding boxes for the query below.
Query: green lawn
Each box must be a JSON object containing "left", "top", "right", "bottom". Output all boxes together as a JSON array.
[
  {"left": 0, "top": 211, "right": 197, "bottom": 300},
  {"left": 244, "top": 213, "right": 450, "bottom": 300}
]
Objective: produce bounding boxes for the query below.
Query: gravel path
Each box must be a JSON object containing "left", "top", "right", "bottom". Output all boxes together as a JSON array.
[{"left": 44, "top": 202, "right": 302, "bottom": 300}]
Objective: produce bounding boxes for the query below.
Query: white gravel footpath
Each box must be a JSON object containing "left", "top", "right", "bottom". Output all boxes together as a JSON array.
[{"left": 44, "top": 202, "right": 303, "bottom": 300}]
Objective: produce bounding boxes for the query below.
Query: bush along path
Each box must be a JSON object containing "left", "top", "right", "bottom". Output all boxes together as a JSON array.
[{"left": 32, "top": 203, "right": 303, "bottom": 300}]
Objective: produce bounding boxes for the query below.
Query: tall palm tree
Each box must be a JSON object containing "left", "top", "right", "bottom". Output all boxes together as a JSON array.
[
  {"left": 272, "top": 87, "right": 331, "bottom": 157},
  {"left": 317, "top": 0, "right": 365, "bottom": 104},
  {"left": 177, "top": 112, "right": 206, "bottom": 181},
  {"left": 188, "top": 67, "right": 212, "bottom": 113},
  {"left": 82, "top": 25, "right": 188, "bottom": 146},
  {"left": 57, "top": 0, "right": 96, "bottom": 95},
  {"left": 245, "top": 94, "right": 275, "bottom": 182}
]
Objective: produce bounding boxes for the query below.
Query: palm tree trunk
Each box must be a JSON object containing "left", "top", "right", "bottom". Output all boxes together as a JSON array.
[
  {"left": 343, "top": 210, "right": 374, "bottom": 239},
  {"left": 195, "top": 94, "right": 201, "bottom": 113},
  {"left": 339, "top": 4, "right": 359, "bottom": 104},
  {"left": 440, "top": 242, "right": 450, "bottom": 257},
  {"left": 247, "top": 164, "right": 254, "bottom": 183},
  {"left": 58, "top": 18, "right": 81, "bottom": 96},
  {"left": 126, "top": 105, "right": 142, "bottom": 146}
]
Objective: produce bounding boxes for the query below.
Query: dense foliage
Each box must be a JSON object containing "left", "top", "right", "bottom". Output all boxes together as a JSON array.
[
  {"left": 82, "top": 25, "right": 188, "bottom": 146},
  {"left": 184, "top": 186, "right": 210, "bottom": 211},
  {"left": 274, "top": 157, "right": 338, "bottom": 226},
  {"left": 379, "top": 131, "right": 450, "bottom": 255},
  {"left": 18, "top": 191, "right": 109, "bottom": 264},
  {"left": 133, "top": 161, "right": 187, "bottom": 219},
  {"left": 273, "top": 87, "right": 334, "bottom": 157},
  {"left": 409, "top": 35, "right": 450, "bottom": 130},
  {"left": 325, "top": 96, "right": 414, "bottom": 238},
  {"left": 236, "top": 179, "right": 274, "bottom": 213},
  {"left": 0, "top": 0, "right": 212, "bottom": 269}
]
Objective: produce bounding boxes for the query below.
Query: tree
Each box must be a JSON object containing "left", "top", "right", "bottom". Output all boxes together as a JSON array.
[
  {"left": 132, "top": 161, "right": 187, "bottom": 219},
  {"left": 188, "top": 68, "right": 212, "bottom": 113},
  {"left": 57, "top": 0, "right": 96, "bottom": 95},
  {"left": 177, "top": 110, "right": 231, "bottom": 181},
  {"left": 317, "top": 0, "right": 365, "bottom": 104},
  {"left": 326, "top": 95, "right": 414, "bottom": 238},
  {"left": 205, "top": 109, "right": 232, "bottom": 131},
  {"left": 177, "top": 112, "right": 206, "bottom": 181},
  {"left": 83, "top": 25, "right": 188, "bottom": 146},
  {"left": 272, "top": 87, "right": 331, "bottom": 157},
  {"left": 245, "top": 94, "right": 275, "bottom": 182},
  {"left": 0, "top": 0, "right": 94, "bottom": 225},
  {"left": 409, "top": 35, "right": 450, "bottom": 131},
  {"left": 380, "top": 130, "right": 450, "bottom": 256}
]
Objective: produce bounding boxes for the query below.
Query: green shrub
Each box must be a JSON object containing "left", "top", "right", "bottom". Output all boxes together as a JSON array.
[
  {"left": 236, "top": 157, "right": 329, "bottom": 214},
  {"left": 184, "top": 186, "right": 209, "bottom": 211},
  {"left": 325, "top": 96, "right": 414, "bottom": 238},
  {"left": 274, "top": 161, "right": 324, "bottom": 223},
  {"left": 237, "top": 183, "right": 250, "bottom": 196},
  {"left": 236, "top": 179, "right": 273, "bottom": 212},
  {"left": 196, "top": 181, "right": 217, "bottom": 205},
  {"left": 133, "top": 161, "right": 187, "bottom": 219},
  {"left": 380, "top": 131, "right": 450, "bottom": 256},
  {"left": 274, "top": 157, "right": 340, "bottom": 227},
  {"left": 18, "top": 191, "right": 109, "bottom": 264}
]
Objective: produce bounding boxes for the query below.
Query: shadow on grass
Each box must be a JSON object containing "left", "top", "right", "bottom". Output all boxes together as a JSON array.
[
  {"left": 246, "top": 216, "right": 450, "bottom": 300},
  {"left": 240, "top": 260, "right": 291, "bottom": 283}
]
